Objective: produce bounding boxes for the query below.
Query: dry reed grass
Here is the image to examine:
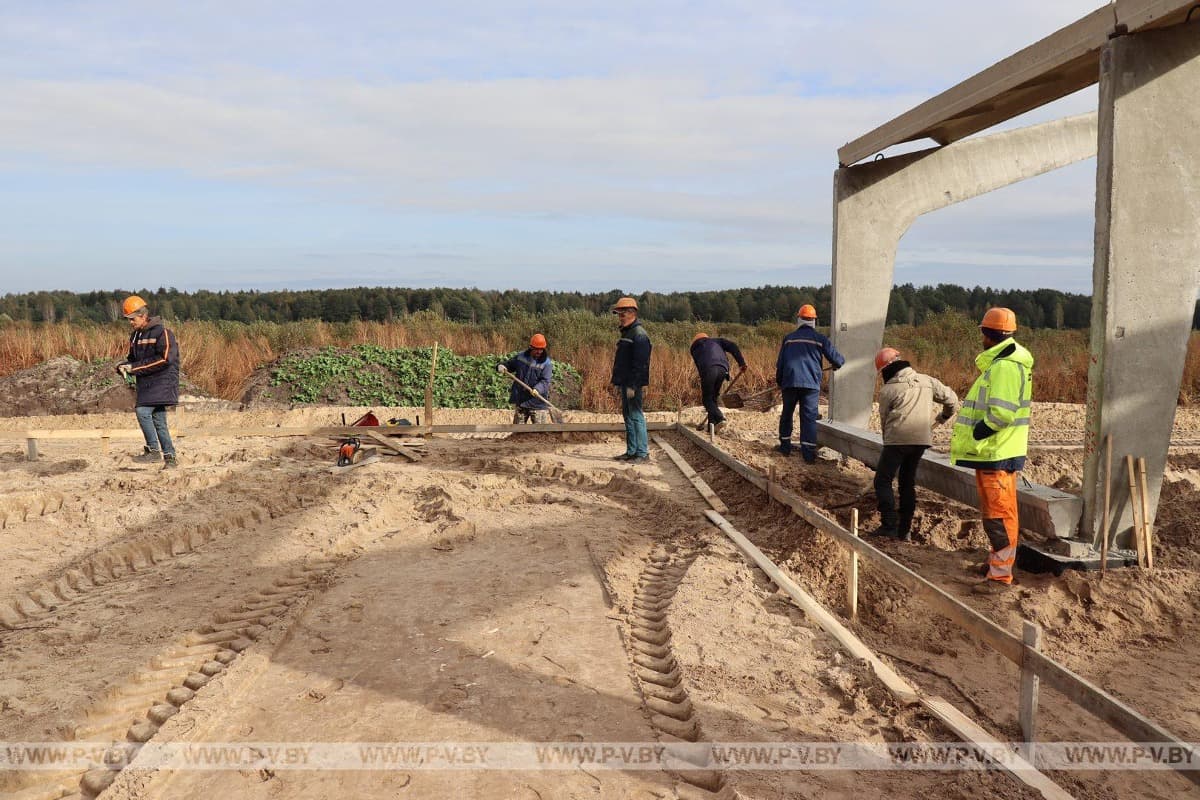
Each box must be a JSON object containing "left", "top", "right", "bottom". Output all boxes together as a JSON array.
[{"left": 2, "top": 313, "right": 1197, "bottom": 412}]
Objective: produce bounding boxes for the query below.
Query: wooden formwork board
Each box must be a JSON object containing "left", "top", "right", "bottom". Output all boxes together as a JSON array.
[
  {"left": 704, "top": 508, "right": 1072, "bottom": 800},
  {"left": 673, "top": 423, "right": 1197, "bottom": 778},
  {"left": 3, "top": 422, "right": 674, "bottom": 443}
]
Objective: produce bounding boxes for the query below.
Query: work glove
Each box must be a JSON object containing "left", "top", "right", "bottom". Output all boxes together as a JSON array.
[
  {"left": 624, "top": 386, "right": 635, "bottom": 400},
  {"left": 117, "top": 363, "right": 132, "bottom": 377},
  {"left": 933, "top": 413, "right": 951, "bottom": 427},
  {"left": 972, "top": 420, "right": 996, "bottom": 441},
  {"left": 497, "top": 364, "right": 508, "bottom": 374}
]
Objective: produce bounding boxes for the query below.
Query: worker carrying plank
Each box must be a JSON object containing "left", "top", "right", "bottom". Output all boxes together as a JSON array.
[{"left": 498, "top": 333, "right": 554, "bottom": 424}]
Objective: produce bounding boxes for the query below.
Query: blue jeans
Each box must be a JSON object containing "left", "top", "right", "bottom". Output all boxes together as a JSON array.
[
  {"left": 135, "top": 405, "right": 175, "bottom": 456},
  {"left": 779, "top": 387, "right": 819, "bottom": 461},
  {"left": 620, "top": 386, "right": 648, "bottom": 457}
]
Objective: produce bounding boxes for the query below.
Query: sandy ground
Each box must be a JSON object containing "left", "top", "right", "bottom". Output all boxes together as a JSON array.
[{"left": 1, "top": 401, "right": 1199, "bottom": 798}]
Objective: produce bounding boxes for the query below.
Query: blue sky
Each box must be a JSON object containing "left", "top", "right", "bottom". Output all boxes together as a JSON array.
[{"left": 0, "top": 1, "right": 1104, "bottom": 294}]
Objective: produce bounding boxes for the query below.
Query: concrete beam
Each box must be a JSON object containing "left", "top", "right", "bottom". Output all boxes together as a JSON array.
[
  {"left": 818, "top": 420, "right": 1083, "bottom": 540},
  {"left": 1082, "top": 24, "right": 1200, "bottom": 549},
  {"left": 837, "top": 0, "right": 1195, "bottom": 165},
  {"left": 829, "top": 113, "right": 1098, "bottom": 429}
]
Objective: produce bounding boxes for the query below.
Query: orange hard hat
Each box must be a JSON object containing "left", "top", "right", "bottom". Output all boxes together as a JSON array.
[
  {"left": 874, "top": 347, "right": 901, "bottom": 371},
  {"left": 611, "top": 296, "right": 638, "bottom": 313},
  {"left": 691, "top": 332, "right": 708, "bottom": 346},
  {"left": 797, "top": 304, "right": 817, "bottom": 320},
  {"left": 529, "top": 333, "right": 547, "bottom": 349},
  {"left": 122, "top": 295, "right": 147, "bottom": 318},
  {"left": 980, "top": 307, "right": 1017, "bottom": 333}
]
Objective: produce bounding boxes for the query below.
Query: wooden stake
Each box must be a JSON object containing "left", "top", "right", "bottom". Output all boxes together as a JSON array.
[
  {"left": 1137, "top": 457, "right": 1153, "bottom": 570},
  {"left": 848, "top": 508, "right": 859, "bottom": 622},
  {"left": 424, "top": 342, "right": 439, "bottom": 431},
  {"left": 1125, "top": 455, "right": 1145, "bottom": 568},
  {"left": 25, "top": 437, "right": 38, "bottom": 462},
  {"left": 1100, "top": 434, "right": 1112, "bottom": 573},
  {"left": 1019, "top": 620, "right": 1043, "bottom": 753}
]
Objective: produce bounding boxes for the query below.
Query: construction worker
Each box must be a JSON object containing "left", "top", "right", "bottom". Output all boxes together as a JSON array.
[
  {"left": 610, "top": 296, "right": 652, "bottom": 462},
  {"left": 690, "top": 333, "right": 746, "bottom": 433},
  {"left": 116, "top": 295, "right": 181, "bottom": 469},
  {"left": 950, "top": 308, "right": 1033, "bottom": 590},
  {"left": 775, "top": 304, "right": 843, "bottom": 463},
  {"left": 498, "top": 333, "right": 553, "bottom": 424},
  {"left": 872, "top": 347, "right": 959, "bottom": 541}
]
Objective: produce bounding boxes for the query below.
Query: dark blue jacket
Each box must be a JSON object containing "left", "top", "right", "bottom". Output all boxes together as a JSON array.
[
  {"left": 775, "top": 325, "right": 843, "bottom": 390},
  {"left": 611, "top": 320, "right": 651, "bottom": 388},
  {"left": 690, "top": 337, "right": 745, "bottom": 375},
  {"left": 127, "top": 317, "right": 180, "bottom": 406},
  {"left": 503, "top": 349, "right": 552, "bottom": 410}
]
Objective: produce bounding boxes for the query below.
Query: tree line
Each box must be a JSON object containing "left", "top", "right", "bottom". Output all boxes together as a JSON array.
[{"left": 0, "top": 283, "right": 1173, "bottom": 330}]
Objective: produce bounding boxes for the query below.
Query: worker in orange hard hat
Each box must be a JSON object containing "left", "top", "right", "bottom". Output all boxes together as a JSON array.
[
  {"left": 689, "top": 332, "right": 746, "bottom": 433},
  {"left": 872, "top": 347, "right": 959, "bottom": 541},
  {"left": 498, "top": 333, "right": 554, "bottom": 424},
  {"left": 950, "top": 308, "right": 1033, "bottom": 591},
  {"left": 116, "top": 295, "right": 181, "bottom": 469},
  {"left": 610, "top": 296, "right": 652, "bottom": 462},
  {"left": 775, "top": 303, "right": 843, "bottom": 462}
]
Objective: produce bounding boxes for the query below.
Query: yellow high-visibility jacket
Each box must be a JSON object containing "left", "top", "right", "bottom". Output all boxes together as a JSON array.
[{"left": 950, "top": 338, "right": 1033, "bottom": 470}]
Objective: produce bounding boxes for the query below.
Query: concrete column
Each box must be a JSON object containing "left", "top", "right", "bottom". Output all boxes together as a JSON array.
[
  {"left": 830, "top": 114, "right": 1098, "bottom": 427},
  {"left": 1082, "top": 25, "right": 1200, "bottom": 548}
]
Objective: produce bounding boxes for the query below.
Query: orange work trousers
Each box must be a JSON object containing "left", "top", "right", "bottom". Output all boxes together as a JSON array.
[{"left": 975, "top": 469, "right": 1019, "bottom": 583}]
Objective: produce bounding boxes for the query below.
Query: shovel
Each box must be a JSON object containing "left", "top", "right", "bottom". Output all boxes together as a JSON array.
[
  {"left": 503, "top": 371, "right": 566, "bottom": 424},
  {"left": 719, "top": 369, "right": 746, "bottom": 406}
]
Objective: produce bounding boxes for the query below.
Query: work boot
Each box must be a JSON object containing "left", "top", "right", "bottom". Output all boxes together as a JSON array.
[
  {"left": 774, "top": 441, "right": 792, "bottom": 456},
  {"left": 897, "top": 512, "right": 914, "bottom": 542},
  {"left": 713, "top": 420, "right": 727, "bottom": 435},
  {"left": 871, "top": 510, "right": 899, "bottom": 538},
  {"left": 613, "top": 453, "right": 636, "bottom": 461},
  {"left": 132, "top": 448, "right": 163, "bottom": 464},
  {"left": 630, "top": 454, "right": 651, "bottom": 464},
  {"left": 162, "top": 453, "right": 178, "bottom": 470},
  {"left": 972, "top": 579, "right": 1013, "bottom": 595}
]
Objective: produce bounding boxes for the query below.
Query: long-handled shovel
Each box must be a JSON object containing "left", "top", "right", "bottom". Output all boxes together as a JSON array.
[
  {"left": 503, "top": 371, "right": 566, "bottom": 423},
  {"left": 717, "top": 369, "right": 748, "bottom": 408}
]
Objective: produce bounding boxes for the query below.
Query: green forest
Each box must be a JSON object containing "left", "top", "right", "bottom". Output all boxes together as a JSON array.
[{"left": 0, "top": 283, "right": 1162, "bottom": 330}]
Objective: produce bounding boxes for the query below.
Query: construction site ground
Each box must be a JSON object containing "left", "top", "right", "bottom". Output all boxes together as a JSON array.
[{"left": 3, "top": 402, "right": 1200, "bottom": 799}]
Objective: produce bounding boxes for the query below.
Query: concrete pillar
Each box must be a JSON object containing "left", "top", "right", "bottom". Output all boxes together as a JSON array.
[
  {"left": 830, "top": 114, "right": 1098, "bottom": 427},
  {"left": 1082, "top": 25, "right": 1200, "bottom": 549}
]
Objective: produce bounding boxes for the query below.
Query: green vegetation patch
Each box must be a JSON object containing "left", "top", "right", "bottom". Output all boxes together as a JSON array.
[{"left": 268, "top": 344, "right": 581, "bottom": 408}]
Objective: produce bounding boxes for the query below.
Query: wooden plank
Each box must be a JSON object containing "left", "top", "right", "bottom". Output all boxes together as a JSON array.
[
  {"left": 363, "top": 430, "right": 421, "bottom": 462},
  {"left": 1101, "top": 434, "right": 1112, "bottom": 573},
  {"left": 1137, "top": 457, "right": 1153, "bottom": 569},
  {"left": 676, "top": 423, "right": 1198, "bottom": 772},
  {"left": 651, "top": 434, "right": 728, "bottom": 513},
  {"left": 0, "top": 422, "right": 674, "bottom": 441},
  {"left": 703, "top": 508, "right": 1073, "bottom": 800},
  {"left": 848, "top": 508, "right": 859, "bottom": 622},
  {"left": 1126, "top": 455, "right": 1145, "bottom": 568},
  {"left": 705, "top": 509, "right": 917, "bottom": 704},
  {"left": 675, "top": 422, "right": 1023, "bottom": 662},
  {"left": 1020, "top": 620, "right": 1043, "bottom": 747},
  {"left": 328, "top": 451, "right": 379, "bottom": 474},
  {"left": 425, "top": 342, "right": 439, "bottom": 430}
]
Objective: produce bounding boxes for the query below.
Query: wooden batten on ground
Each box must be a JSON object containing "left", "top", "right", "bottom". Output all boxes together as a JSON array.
[{"left": 673, "top": 423, "right": 1198, "bottom": 782}]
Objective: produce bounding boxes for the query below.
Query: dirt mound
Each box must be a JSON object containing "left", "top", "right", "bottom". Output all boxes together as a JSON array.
[{"left": 0, "top": 356, "right": 218, "bottom": 417}]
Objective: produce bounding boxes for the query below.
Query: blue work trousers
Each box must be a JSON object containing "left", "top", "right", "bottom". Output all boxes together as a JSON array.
[
  {"left": 620, "top": 386, "right": 649, "bottom": 458},
  {"left": 136, "top": 405, "right": 175, "bottom": 456},
  {"left": 778, "top": 387, "right": 819, "bottom": 461}
]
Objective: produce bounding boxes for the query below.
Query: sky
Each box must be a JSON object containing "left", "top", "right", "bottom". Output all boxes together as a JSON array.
[{"left": 0, "top": 1, "right": 1107, "bottom": 295}]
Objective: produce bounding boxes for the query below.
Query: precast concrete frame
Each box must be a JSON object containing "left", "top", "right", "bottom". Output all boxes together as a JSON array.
[{"left": 827, "top": 1, "right": 1200, "bottom": 551}]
